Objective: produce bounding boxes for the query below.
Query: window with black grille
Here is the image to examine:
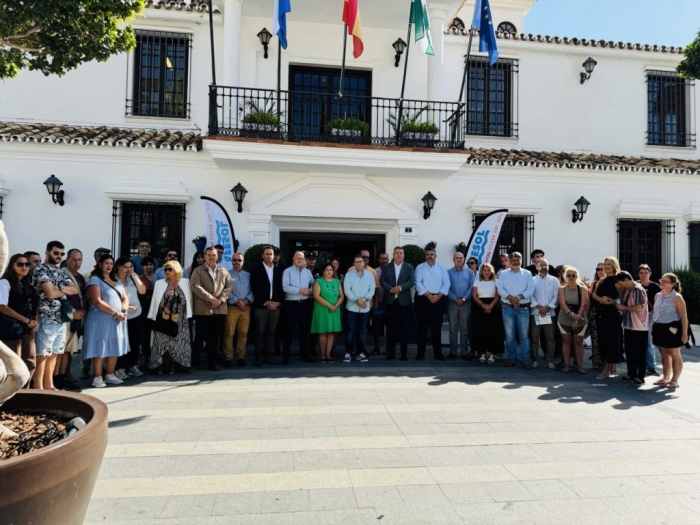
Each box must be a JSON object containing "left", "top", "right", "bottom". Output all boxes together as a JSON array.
[
  {"left": 112, "top": 202, "right": 186, "bottom": 265},
  {"left": 497, "top": 22, "right": 517, "bottom": 34},
  {"left": 646, "top": 70, "right": 695, "bottom": 147},
  {"left": 467, "top": 57, "right": 518, "bottom": 137},
  {"left": 449, "top": 17, "right": 465, "bottom": 31},
  {"left": 690, "top": 222, "right": 700, "bottom": 271},
  {"left": 473, "top": 214, "right": 534, "bottom": 267},
  {"left": 617, "top": 219, "right": 667, "bottom": 274},
  {"left": 127, "top": 30, "right": 192, "bottom": 119}
]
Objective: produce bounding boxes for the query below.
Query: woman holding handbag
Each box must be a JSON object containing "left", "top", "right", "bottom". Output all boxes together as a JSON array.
[
  {"left": 114, "top": 256, "right": 146, "bottom": 379},
  {"left": 0, "top": 253, "right": 38, "bottom": 383},
  {"left": 148, "top": 260, "right": 193, "bottom": 374},
  {"left": 83, "top": 254, "right": 129, "bottom": 388}
]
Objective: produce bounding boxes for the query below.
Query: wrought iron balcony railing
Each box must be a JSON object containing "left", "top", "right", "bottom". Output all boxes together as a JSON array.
[{"left": 208, "top": 86, "right": 467, "bottom": 150}]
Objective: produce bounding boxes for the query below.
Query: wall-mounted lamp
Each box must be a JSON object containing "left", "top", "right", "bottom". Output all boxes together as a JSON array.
[
  {"left": 257, "top": 27, "right": 273, "bottom": 59},
  {"left": 43, "top": 175, "right": 65, "bottom": 206},
  {"left": 230, "top": 182, "right": 248, "bottom": 213},
  {"left": 571, "top": 196, "right": 590, "bottom": 223},
  {"left": 393, "top": 38, "right": 407, "bottom": 68},
  {"left": 421, "top": 191, "right": 437, "bottom": 220},
  {"left": 580, "top": 57, "right": 597, "bottom": 84}
]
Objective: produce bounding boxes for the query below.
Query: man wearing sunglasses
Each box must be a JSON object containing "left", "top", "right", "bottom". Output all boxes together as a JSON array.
[
  {"left": 32, "top": 241, "right": 79, "bottom": 390},
  {"left": 224, "top": 253, "right": 253, "bottom": 368},
  {"left": 154, "top": 250, "right": 189, "bottom": 281}
]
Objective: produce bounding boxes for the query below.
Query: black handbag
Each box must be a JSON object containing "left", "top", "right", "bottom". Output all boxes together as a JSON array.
[
  {"left": 152, "top": 294, "right": 179, "bottom": 337},
  {"left": 59, "top": 296, "right": 74, "bottom": 323},
  {"left": 0, "top": 313, "right": 25, "bottom": 340}
]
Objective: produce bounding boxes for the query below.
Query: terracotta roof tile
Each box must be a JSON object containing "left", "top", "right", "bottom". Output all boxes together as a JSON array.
[
  {"left": 447, "top": 28, "right": 684, "bottom": 55},
  {"left": 465, "top": 148, "right": 700, "bottom": 175},
  {"left": 145, "top": 0, "right": 220, "bottom": 13},
  {"left": 0, "top": 122, "right": 202, "bottom": 152}
]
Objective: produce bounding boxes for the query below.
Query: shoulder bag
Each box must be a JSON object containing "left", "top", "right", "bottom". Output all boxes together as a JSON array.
[{"left": 152, "top": 292, "right": 179, "bottom": 338}]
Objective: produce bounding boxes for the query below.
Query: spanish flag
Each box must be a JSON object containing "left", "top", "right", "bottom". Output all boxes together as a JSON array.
[{"left": 342, "top": 0, "right": 364, "bottom": 58}]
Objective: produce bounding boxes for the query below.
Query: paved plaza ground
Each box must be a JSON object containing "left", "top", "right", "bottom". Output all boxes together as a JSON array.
[{"left": 83, "top": 344, "right": 700, "bottom": 524}]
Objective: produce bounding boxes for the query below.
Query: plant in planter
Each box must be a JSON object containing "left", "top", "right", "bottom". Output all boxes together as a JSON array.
[
  {"left": 401, "top": 120, "right": 439, "bottom": 140},
  {"left": 241, "top": 95, "right": 282, "bottom": 133},
  {"left": 325, "top": 117, "right": 370, "bottom": 138},
  {"left": 192, "top": 235, "right": 208, "bottom": 253}
]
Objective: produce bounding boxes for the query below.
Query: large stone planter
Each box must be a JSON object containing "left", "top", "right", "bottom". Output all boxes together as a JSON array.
[{"left": 0, "top": 390, "right": 108, "bottom": 525}]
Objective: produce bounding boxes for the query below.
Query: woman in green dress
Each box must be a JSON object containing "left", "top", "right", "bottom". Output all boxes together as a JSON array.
[{"left": 311, "top": 264, "right": 344, "bottom": 363}]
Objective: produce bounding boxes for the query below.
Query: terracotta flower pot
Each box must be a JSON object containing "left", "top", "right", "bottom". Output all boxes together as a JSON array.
[{"left": 0, "top": 390, "right": 108, "bottom": 525}]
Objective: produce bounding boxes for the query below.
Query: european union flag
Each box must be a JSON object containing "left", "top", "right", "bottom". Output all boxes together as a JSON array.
[
  {"left": 473, "top": 0, "right": 499, "bottom": 66},
  {"left": 273, "top": 0, "right": 291, "bottom": 49}
]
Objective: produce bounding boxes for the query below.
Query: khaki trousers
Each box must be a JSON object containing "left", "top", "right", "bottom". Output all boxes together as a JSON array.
[{"left": 224, "top": 305, "right": 250, "bottom": 360}]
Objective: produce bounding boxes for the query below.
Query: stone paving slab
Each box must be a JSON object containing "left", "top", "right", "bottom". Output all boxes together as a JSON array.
[{"left": 82, "top": 346, "right": 700, "bottom": 524}]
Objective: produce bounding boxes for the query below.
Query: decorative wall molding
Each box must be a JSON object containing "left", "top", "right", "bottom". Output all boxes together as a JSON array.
[
  {"left": 612, "top": 199, "right": 682, "bottom": 219},
  {"left": 105, "top": 182, "right": 191, "bottom": 203},
  {"left": 467, "top": 194, "right": 542, "bottom": 215}
]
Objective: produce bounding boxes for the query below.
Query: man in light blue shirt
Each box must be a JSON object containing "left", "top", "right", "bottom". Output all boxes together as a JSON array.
[
  {"left": 529, "top": 259, "right": 559, "bottom": 369},
  {"left": 154, "top": 249, "right": 188, "bottom": 281},
  {"left": 414, "top": 243, "right": 450, "bottom": 361},
  {"left": 496, "top": 252, "right": 535, "bottom": 369},
  {"left": 223, "top": 253, "right": 254, "bottom": 367},
  {"left": 282, "top": 252, "right": 316, "bottom": 363},
  {"left": 447, "top": 251, "right": 475, "bottom": 360},
  {"left": 343, "top": 255, "right": 376, "bottom": 363}
]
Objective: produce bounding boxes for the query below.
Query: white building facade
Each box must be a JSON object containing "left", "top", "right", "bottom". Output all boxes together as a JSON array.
[{"left": 1, "top": 0, "right": 699, "bottom": 279}]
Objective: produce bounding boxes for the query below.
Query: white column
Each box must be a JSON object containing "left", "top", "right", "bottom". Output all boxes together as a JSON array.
[
  {"left": 427, "top": 3, "right": 449, "bottom": 102},
  {"left": 222, "top": 0, "right": 243, "bottom": 86}
]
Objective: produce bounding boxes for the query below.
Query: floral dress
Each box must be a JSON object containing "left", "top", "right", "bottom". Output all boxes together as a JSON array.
[{"left": 150, "top": 284, "right": 191, "bottom": 369}]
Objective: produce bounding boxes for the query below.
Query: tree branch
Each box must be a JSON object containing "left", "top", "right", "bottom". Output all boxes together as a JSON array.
[
  {"left": 5, "top": 22, "right": 43, "bottom": 40},
  {"left": 0, "top": 39, "right": 44, "bottom": 53}
]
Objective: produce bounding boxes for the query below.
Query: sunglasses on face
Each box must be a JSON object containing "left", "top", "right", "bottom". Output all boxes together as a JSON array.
[
  {"left": 468, "top": 261, "right": 477, "bottom": 266},
  {"left": 232, "top": 259, "right": 243, "bottom": 262},
  {"left": 15, "top": 262, "right": 31, "bottom": 268},
  {"left": 566, "top": 274, "right": 577, "bottom": 278},
  {"left": 164, "top": 268, "right": 175, "bottom": 272},
  {"left": 596, "top": 268, "right": 604, "bottom": 272},
  {"left": 52, "top": 251, "right": 65, "bottom": 257},
  {"left": 167, "top": 254, "right": 178, "bottom": 258}
]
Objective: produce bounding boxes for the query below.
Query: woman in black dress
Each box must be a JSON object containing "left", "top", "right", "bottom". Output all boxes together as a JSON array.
[
  {"left": 587, "top": 263, "right": 605, "bottom": 370},
  {"left": 591, "top": 256, "right": 621, "bottom": 379},
  {"left": 472, "top": 263, "right": 504, "bottom": 363}
]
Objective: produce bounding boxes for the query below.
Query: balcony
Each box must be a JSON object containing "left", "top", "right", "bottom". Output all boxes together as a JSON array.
[{"left": 204, "top": 86, "right": 470, "bottom": 176}]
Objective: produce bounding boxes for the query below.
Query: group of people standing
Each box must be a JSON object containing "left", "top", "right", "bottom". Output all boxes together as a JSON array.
[{"left": 0, "top": 239, "right": 691, "bottom": 391}]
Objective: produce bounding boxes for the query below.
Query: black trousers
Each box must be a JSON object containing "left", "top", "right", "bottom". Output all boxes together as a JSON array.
[
  {"left": 193, "top": 314, "right": 226, "bottom": 367},
  {"left": 385, "top": 302, "right": 413, "bottom": 358},
  {"left": 415, "top": 295, "right": 446, "bottom": 358},
  {"left": 283, "top": 300, "right": 312, "bottom": 361},
  {"left": 624, "top": 329, "right": 648, "bottom": 380},
  {"left": 254, "top": 308, "right": 280, "bottom": 360}
]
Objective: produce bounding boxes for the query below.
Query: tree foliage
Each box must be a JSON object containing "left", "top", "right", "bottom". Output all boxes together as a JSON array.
[
  {"left": 677, "top": 31, "right": 700, "bottom": 80},
  {"left": 0, "top": 0, "right": 144, "bottom": 79}
]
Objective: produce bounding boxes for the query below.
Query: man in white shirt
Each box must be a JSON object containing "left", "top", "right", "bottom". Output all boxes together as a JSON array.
[
  {"left": 282, "top": 252, "right": 316, "bottom": 364},
  {"left": 529, "top": 259, "right": 559, "bottom": 369},
  {"left": 414, "top": 243, "right": 450, "bottom": 361}
]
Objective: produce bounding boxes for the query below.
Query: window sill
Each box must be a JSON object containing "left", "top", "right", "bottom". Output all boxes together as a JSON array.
[
  {"left": 465, "top": 134, "right": 519, "bottom": 144},
  {"left": 124, "top": 115, "right": 192, "bottom": 127},
  {"left": 645, "top": 144, "right": 696, "bottom": 154}
]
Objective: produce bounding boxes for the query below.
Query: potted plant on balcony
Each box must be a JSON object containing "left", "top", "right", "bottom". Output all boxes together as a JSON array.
[
  {"left": 241, "top": 95, "right": 283, "bottom": 138},
  {"left": 325, "top": 117, "right": 370, "bottom": 142},
  {"left": 401, "top": 121, "right": 440, "bottom": 147}
]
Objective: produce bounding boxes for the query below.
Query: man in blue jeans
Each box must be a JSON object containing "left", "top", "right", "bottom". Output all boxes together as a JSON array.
[
  {"left": 344, "top": 255, "right": 375, "bottom": 363},
  {"left": 496, "top": 252, "right": 535, "bottom": 369}
]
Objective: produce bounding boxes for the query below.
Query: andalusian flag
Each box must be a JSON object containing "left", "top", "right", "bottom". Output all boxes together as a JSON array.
[
  {"left": 409, "top": 0, "right": 434, "bottom": 55},
  {"left": 342, "top": 0, "right": 364, "bottom": 58}
]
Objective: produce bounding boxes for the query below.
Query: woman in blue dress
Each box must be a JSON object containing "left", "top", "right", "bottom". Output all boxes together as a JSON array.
[{"left": 83, "top": 254, "right": 129, "bottom": 388}]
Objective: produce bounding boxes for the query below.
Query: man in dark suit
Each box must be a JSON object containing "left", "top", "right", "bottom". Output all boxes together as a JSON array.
[
  {"left": 379, "top": 246, "right": 415, "bottom": 361},
  {"left": 250, "top": 246, "right": 284, "bottom": 365}
]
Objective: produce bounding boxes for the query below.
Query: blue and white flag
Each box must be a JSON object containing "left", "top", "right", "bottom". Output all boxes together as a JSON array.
[
  {"left": 201, "top": 196, "right": 239, "bottom": 271},
  {"left": 273, "top": 0, "right": 292, "bottom": 49},
  {"left": 473, "top": 0, "right": 499, "bottom": 66},
  {"left": 466, "top": 209, "right": 508, "bottom": 268}
]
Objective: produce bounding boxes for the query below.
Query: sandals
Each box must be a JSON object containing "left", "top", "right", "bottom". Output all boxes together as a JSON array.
[
  {"left": 479, "top": 354, "right": 487, "bottom": 363},
  {"left": 666, "top": 381, "right": 679, "bottom": 389},
  {"left": 653, "top": 379, "right": 668, "bottom": 386},
  {"left": 487, "top": 355, "right": 495, "bottom": 364}
]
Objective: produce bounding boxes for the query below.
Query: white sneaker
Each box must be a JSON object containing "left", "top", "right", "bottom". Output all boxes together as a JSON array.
[
  {"left": 356, "top": 353, "right": 369, "bottom": 363},
  {"left": 479, "top": 354, "right": 487, "bottom": 363},
  {"left": 127, "top": 366, "right": 143, "bottom": 377},
  {"left": 115, "top": 369, "right": 129, "bottom": 380},
  {"left": 547, "top": 361, "right": 556, "bottom": 370},
  {"left": 343, "top": 353, "right": 352, "bottom": 363},
  {"left": 92, "top": 376, "right": 106, "bottom": 388},
  {"left": 104, "top": 373, "right": 123, "bottom": 385},
  {"left": 531, "top": 360, "right": 539, "bottom": 369},
  {"left": 487, "top": 354, "right": 495, "bottom": 364}
]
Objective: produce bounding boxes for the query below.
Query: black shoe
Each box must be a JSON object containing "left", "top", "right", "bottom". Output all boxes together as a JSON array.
[
  {"left": 254, "top": 359, "right": 263, "bottom": 366},
  {"left": 236, "top": 359, "right": 246, "bottom": 367},
  {"left": 447, "top": 354, "right": 457, "bottom": 360},
  {"left": 187, "top": 366, "right": 198, "bottom": 374},
  {"left": 619, "top": 375, "right": 632, "bottom": 381},
  {"left": 386, "top": 354, "right": 395, "bottom": 361},
  {"left": 434, "top": 354, "right": 446, "bottom": 362},
  {"left": 416, "top": 354, "right": 425, "bottom": 361},
  {"left": 264, "top": 359, "right": 275, "bottom": 365},
  {"left": 300, "top": 356, "right": 315, "bottom": 363},
  {"left": 400, "top": 356, "right": 408, "bottom": 361},
  {"left": 460, "top": 355, "right": 471, "bottom": 361},
  {"left": 208, "top": 364, "right": 223, "bottom": 372},
  {"left": 223, "top": 360, "right": 234, "bottom": 368},
  {"left": 647, "top": 368, "right": 660, "bottom": 376},
  {"left": 281, "top": 359, "right": 290, "bottom": 365}
]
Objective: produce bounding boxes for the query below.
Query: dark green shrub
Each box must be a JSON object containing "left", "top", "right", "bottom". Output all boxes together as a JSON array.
[
  {"left": 243, "top": 243, "right": 283, "bottom": 273},
  {"left": 325, "top": 117, "right": 370, "bottom": 135},
  {"left": 402, "top": 244, "right": 425, "bottom": 268},
  {"left": 401, "top": 121, "right": 439, "bottom": 135},
  {"left": 671, "top": 267, "right": 700, "bottom": 324}
]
